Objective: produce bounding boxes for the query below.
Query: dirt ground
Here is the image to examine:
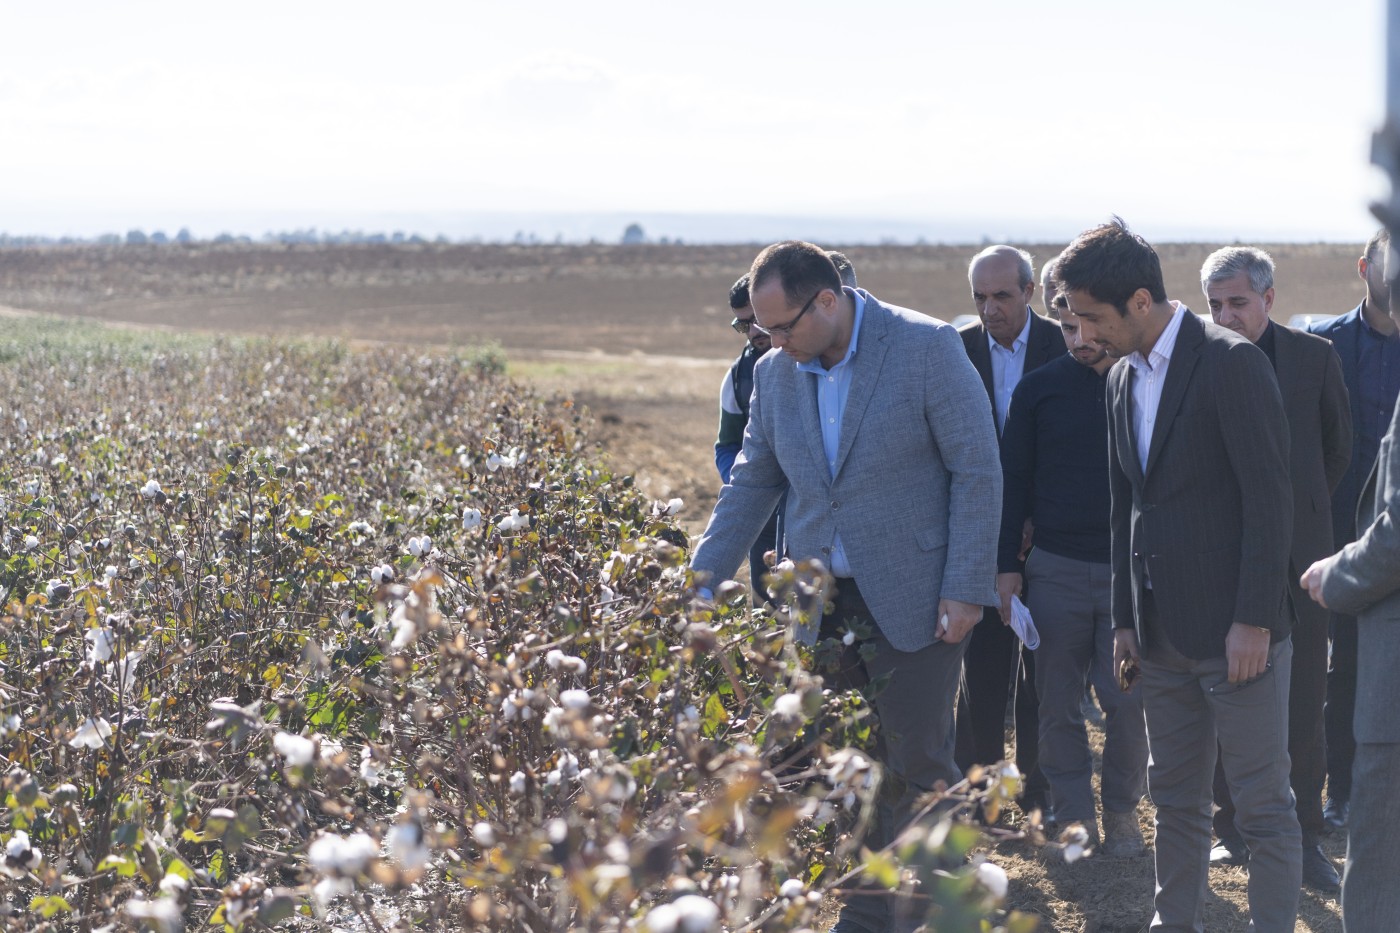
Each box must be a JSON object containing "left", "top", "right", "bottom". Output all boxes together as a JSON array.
[{"left": 0, "top": 240, "right": 1363, "bottom": 931}]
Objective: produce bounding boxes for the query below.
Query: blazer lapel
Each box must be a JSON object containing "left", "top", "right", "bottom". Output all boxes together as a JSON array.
[
  {"left": 969, "top": 326, "right": 994, "bottom": 400},
  {"left": 1113, "top": 362, "right": 1147, "bottom": 490},
  {"left": 1272, "top": 323, "right": 1298, "bottom": 392},
  {"left": 832, "top": 303, "right": 889, "bottom": 478},
  {"left": 1025, "top": 312, "right": 1063, "bottom": 371},
  {"left": 795, "top": 367, "right": 828, "bottom": 486},
  {"left": 1144, "top": 312, "right": 1204, "bottom": 478}
]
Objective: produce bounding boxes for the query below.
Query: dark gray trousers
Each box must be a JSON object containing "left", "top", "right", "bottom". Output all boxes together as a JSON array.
[
  {"left": 819, "top": 578, "right": 967, "bottom": 933},
  {"left": 1141, "top": 595, "right": 1301, "bottom": 933},
  {"left": 1025, "top": 547, "right": 1147, "bottom": 821}
]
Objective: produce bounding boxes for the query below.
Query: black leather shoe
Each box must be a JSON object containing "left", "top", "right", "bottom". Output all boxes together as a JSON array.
[
  {"left": 1323, "top": 796, "right": 1349, "bottom": 833},
  {"left": 1302, "top": 843, "right": 1341, "bottom": 895},
  {"left": 1209, "top": 835, "right": 1249, "bottom": 866}
]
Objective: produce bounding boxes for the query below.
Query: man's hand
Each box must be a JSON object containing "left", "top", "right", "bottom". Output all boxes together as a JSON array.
[
  {"left": 1225, "top": 622, "right": 1272, "bottom": 683},
  {"left": 1113, "top": 628, "right": 1142, "bottom": 691},
  {"left": 995, "top": 573, "right": 1023, "bottom": 626},
  {"left": 1018, "top": 519, "right": 1035, "bottom": 562},
  {"left": 1300, "top": 557, "right": 1335, "bottom": 609},
  {"left": 937, "top": 598, "right": 982, "bottom": 644}
]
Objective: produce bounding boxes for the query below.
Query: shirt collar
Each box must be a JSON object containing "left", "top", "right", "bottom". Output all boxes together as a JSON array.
[
  {"left": 1127, "top": 301, "right": 1188, "bottom": 374},
  {"left": 1359, "top": 304, "right": 1399, "bottom": 340},
  {"left": 988, "top": 308, "right": 1033, "bottom": 355},
  {"left": 797, "top": 288, "right": 864, "bottom": 374}
]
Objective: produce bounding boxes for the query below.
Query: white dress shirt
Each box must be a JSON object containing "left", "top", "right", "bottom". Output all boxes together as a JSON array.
[
  {"left": 988, "top": 310, "right": 1034, "bottom": 433},
  {"left": 1126, "top": 301, "right": 1189, "bottom": 473}
]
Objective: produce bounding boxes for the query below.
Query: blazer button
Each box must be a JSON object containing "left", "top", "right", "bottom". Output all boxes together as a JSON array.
[
  {"left": 831, "top": 500, "right": 841, "bottom": 510},
  {"left": 821, "top": 546, "right": 831, "bottom": 555}
]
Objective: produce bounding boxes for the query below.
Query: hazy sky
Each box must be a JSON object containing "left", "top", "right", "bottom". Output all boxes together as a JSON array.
[{"left": 0, "top": 0, "right": 1387, "bottom": 241}]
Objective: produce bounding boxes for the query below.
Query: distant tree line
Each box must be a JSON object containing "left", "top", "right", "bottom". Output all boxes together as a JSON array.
[
  {"left": 0, "top": 228, "right": 460, "bottom": 248},
  {"left": 0, "top": 223, "right": 679, "bottom": 249}
]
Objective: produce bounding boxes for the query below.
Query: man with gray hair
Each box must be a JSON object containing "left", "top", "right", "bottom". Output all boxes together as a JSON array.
[
  {"left": 956, "top": 244, "right": 1062, "bottom": 812},
  {"left": 1200, "top": 246, "right": 1352, "bottom": 895}
]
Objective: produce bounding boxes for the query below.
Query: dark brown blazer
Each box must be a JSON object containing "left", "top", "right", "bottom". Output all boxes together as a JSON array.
[
  {"left": 1108, "top": 310, "right": 1294, "bottom": 660},
  {"left": 959, "top": 311, "right": 1065, "bottom": 437},
  {"left": 1272, "top": 324, "right": 1352, "bottom": 595}
]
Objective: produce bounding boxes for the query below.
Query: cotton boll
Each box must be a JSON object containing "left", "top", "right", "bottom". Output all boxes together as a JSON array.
[
  {"left": 85, "top": 627, "right": 116, "bottom": 664},
  {"left": 273, "top": 732, "right": 316, "bottom": 767},
  {"left": 386, "top": 821, "right": 430, "bottom": 871},
  {"left": 359, "top": 747, "right": 384, "bottom": 787},
  {"left": 471, "top": 822, "right": 497, "bottom": 847},
  {"left": 560, "top": 689, "right": 591, "bottom": 711},
  {"left": 2, "top": 830, "right": 41, "bottom": 877},
  {"left": 670, "top": 894, "right": 721, "bottom": 932},
  {"left": 772, "top": 693, "right": 803, "bottom": 720},
  {"left": 68, "top": 717, "right": 113, "bottom": 750},
  {"left": 308, "top": 831, "right": 377, "bottom": 876},
  {"left": 975, "top": 861, "right": 1008, "bottom": 900}
]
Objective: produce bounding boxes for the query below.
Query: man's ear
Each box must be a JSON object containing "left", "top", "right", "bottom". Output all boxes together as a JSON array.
[{"left": 1129, "top": 288, "right": 1154, "bottom": 316}]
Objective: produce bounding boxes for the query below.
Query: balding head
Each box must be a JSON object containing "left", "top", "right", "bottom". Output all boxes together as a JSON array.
[
  {"left": 969, "top": 245, "right": 1035, "bottom": 291},
  {"left": 969, "top": 245, "right": 1036, "bottom": 348}
]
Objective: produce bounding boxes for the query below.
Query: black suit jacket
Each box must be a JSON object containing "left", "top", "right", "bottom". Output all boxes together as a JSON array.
[
  {"left": 1272, "top": 324, "right": 1351, "bottom": 587},
  {"left": 1108, "top": 310, "right": 1294, "bottom": 660},
  {"left": 959, "top": 311, "right": 1064, "bottom": 437}
]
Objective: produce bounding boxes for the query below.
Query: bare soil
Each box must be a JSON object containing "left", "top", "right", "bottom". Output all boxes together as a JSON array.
[{"left": 0, "top": 241, "right": 1361, "bottom": 931}]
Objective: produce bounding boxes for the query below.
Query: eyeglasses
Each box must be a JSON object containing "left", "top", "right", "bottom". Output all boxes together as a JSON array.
[
  {"left": 730, "top": 316, "right": 756, "bottom": 335},
  {"left": 753, "top": 289, "right": 824, "bottom": 338}
]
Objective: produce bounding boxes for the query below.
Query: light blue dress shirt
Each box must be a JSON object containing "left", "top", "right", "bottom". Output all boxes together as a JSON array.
[
  {"left": 796, "top": 290, "right": 865, "bottom": 577},
  {"left": 988, "top": 310, "right": 1034, "bottom": 434}
]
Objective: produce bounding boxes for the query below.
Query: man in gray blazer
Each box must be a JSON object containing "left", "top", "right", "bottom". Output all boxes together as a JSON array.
[
  {"left": 1302, "top": 243, "right": 1400, "bottom": 931},
  {"left": 956, "top": 245, "right": 1063, "bottom": 812},
  {"left": 1200, "top": 247, "right": 1352, "bottom": 894},
  {"left": 691, "top": 240, "right": 1001, "bottom": 933},
  {"left": 1307, "top": 228, "right": 1399, "bottom": 831},
  {"left": 1060, "top": 220, "right": 1301, "bottom": 932}
]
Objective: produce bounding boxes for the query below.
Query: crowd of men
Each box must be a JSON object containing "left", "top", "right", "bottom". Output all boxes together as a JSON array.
[{"left": 694, "top": 222, "right": 1400, "bottom": 932}]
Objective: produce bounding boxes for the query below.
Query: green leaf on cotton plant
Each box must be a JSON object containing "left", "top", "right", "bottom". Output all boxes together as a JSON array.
[
  {"left": 95, "top": 855, "right": 137, "bottom": 877},
  {"left": 28, "top": 896, "right": 72, "bottom": 919}
]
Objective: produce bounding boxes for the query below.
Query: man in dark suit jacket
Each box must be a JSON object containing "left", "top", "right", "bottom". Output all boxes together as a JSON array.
[
  {"left": 1199, "top": 247, "right": 1352, "bottom": 894},
  {"left": 1060, "top": 220, "right": 1301, "bottom": 932},
  {"left": 955, "top": 244, "right": 1062, "bottom": 810},
  {"left": 1306, "top": 227, "right": 1400, "bottom": 831}
]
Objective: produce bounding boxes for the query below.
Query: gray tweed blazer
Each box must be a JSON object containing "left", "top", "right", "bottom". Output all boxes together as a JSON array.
[{"left": 690, "top": 289, "right": 1002, "bottom": 652}]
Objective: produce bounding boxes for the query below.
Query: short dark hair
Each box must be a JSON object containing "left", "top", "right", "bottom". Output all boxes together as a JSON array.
[
  {"left": 1365, "top": 227, "right": 1391, "bottom": 264},
  {"left": 1055, "top": 216, "right": 1167, "bottom": 316},
  {"left": 728, "top": 274, "right": 751, "bottom": 310},
  {"left": 749, "top": 241, "right": 842, "bottom": 308},
  {"left": 825, "top": 251, "right": 858, "bottom": 288}
]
